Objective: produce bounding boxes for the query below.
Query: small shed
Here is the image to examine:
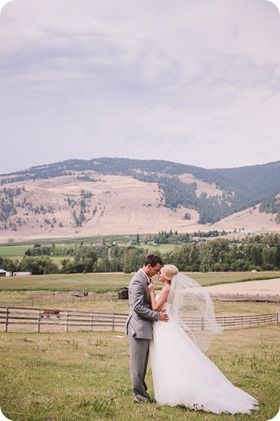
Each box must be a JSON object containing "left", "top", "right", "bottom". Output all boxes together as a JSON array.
[
  {"left": 117, "top": 287, "right": 129, "bottom": 300},
  {"left": 0, "top": 269, "right": 7, "bottom": 277}
]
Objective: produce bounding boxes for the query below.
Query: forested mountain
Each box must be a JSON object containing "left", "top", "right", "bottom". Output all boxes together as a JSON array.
[
  {"left": 210, "top": 161, "right": 280, "bottom": 199},
  {"left": 2, "top": 157, "right": 279, "bottom": 198},
  {"left": 0, "top": 158, "right": 280, "bottom": 240}
]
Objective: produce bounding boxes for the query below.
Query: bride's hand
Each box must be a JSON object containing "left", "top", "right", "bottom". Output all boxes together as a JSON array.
[{"left": 148, "top": 283, "right": 154, "bottom": 293}]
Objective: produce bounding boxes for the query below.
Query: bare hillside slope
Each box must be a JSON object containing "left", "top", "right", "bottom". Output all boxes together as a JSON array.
[{"left": 0, "top": 169, "right": 279, "bottom": 242}]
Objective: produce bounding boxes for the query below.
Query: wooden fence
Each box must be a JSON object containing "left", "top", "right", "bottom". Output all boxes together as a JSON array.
[
  {"left": 0, "top": 306, "right": 127, "bottom": 333},
  {"left": 210, "top": 293, "right": 280, "bottom": 303},
  {"left": 216, "top": 312, "right": 279, "bottom": 328},
  {"left": 0, "top": 291, "right": 119, "bottom": 308},
  {"left": 1, "top": 292, "right": 279, "bottom": 309},
  {"left": 0, "top": 306, "right": 279, "bottom": 333}
]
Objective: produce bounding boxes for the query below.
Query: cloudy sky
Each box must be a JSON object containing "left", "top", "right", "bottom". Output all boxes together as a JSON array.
[{"left": 0, "top": 0, "right": 280, "bottom": 174}]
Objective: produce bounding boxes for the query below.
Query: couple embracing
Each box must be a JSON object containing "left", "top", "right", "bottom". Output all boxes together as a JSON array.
[{"left": 125, "top": 254, "right": 258, "bottom": 414}]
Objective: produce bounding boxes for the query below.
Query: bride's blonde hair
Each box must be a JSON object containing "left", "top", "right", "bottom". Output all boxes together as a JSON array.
[{"left": 160, "top": 264, "right": 179, "bottom": 282}]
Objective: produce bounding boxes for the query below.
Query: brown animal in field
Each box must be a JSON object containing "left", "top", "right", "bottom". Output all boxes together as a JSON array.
[{"left": 41, "top": 310, "right": 60, "bottom": 319}]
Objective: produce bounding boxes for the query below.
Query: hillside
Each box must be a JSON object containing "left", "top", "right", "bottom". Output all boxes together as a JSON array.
[{"left": 0, "top": 158, "right": 279, "bottom": 241}]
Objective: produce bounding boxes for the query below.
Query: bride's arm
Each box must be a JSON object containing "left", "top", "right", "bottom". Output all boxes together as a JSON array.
[
  {"left": 148, "top": 283, "right": 157, "bottom": 310},
  {"left": 148, "top": 283, "right": 170, "bottom": 311}
]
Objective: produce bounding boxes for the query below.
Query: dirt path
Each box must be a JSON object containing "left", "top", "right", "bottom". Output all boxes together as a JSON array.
[{"left": 204, "top": 278, "right": 280, "bottom": 296}]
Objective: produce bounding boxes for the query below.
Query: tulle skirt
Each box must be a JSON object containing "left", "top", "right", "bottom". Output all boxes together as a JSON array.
[{"left": 150, "top": 316, "right": 259, "bottom": 414}]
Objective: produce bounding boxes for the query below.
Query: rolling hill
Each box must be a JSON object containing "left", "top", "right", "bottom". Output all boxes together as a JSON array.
[{"left": 0, "top": 158, "right": 279, "bottom": 242}]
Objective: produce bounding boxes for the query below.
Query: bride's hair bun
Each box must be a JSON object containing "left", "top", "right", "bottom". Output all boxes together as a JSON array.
[{"left": 161, "top": 264, "right": 179, "bottom": 281}]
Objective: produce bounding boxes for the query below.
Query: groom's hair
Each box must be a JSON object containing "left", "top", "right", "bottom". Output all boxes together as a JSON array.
[{"left": 144, "top": 254, "right": 163, "bottom": 267}]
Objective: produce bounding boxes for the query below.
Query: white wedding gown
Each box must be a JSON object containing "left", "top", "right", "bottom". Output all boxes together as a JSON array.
[{"left": 150, "top": 301, "right": 259, "bottom": 414}]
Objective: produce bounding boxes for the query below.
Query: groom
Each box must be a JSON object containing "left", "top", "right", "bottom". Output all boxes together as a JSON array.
[{"left": 125, "top": 254, "right": 168, "bottom": 403}]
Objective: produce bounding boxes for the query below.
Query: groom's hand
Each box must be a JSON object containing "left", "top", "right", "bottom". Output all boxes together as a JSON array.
[{"left": 159, "top": 309, "right": 168, "bottom": 322}]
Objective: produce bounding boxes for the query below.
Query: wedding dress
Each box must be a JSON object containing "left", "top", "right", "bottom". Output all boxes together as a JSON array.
[{"left": 150, "top": 289, "right": 259, "bottom": 414}]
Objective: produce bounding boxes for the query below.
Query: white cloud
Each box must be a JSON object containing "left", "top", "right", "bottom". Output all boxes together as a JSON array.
[{"left": 0, "top": 0, "right": 280, "bottom": 174}]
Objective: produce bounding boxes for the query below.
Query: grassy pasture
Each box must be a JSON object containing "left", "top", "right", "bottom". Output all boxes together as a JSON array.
[
  {"left": 1, "top": 271, "right": 280, "bottom": 292},
  {"left": 0, "top": 271, "right": 280, "bottom": 420},
  {"left": 0, "top": 234, "right": 139, "bottom": 257},
  {"left": 0, "top": 291, "right": 279, "bottom": 316},
  {"left": 0, "top": 325, "right": 279, "bottom": 421},
  {"left": 0, "top": 245, "right": 29, "bottom": 258},
  {"left": 0, "top": 234, "right": 139, "bottom": 248}
]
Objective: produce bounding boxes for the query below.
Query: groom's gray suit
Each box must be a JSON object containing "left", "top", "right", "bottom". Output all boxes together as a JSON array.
[{"left": 126, "top": 269, "right": 160, "bottom": 402}]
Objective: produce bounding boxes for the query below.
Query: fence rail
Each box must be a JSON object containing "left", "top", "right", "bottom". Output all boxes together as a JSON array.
[
  {"left": 1, "top": 292, "right": 279, "bottom": 309},
  {"left": 0, "top": 306, "right": 279, "bottom": 333},
  {"left": 0, "top": 291, "right": 119, "bottom": 308},
  {"left": 0, "top": 306, "right": 127, "bottom": 333},
  {"left": 216, "top": 312, "right": 279, "bottom": 328},
  {"left": 210, "top": 293, "right": 280, "bottom": 303}
]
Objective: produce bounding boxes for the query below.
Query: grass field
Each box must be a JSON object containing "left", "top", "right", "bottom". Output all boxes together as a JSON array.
[
  {"left": 0, "top": 235, "right": 141, "bottom": 258},
  {"left": 0, "top": 291, "right": 279, "bottom": 316},
  {"left": 0, "top": 325, "right": 279, "bottom": 421},
  {"left": 1, "top": 271, "right": 280, "bottom": 292},
  {"left": 0, "top": 271, "right": 279, "bottom": 420},
  {"left": 0, "top": 245, "right": 30, "bottom": 258},
  {"left": 0, "top": 234, "right": 140, "bottom": 248}
]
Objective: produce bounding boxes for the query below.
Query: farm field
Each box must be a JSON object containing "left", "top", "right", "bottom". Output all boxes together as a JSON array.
[
  {"left": 0, "top": 324, "right": 279, "bottom": 421},
  {"left": 0, "top": 271, "right": 280, "bottom": 420},
  {"left": 0, "top": 271, "right": 279, "bottom": 312},
  {"left": 0, "top": 291, "right": 279, "bottom": 315},
  {"left": 0, "top": 245, "right": 30, "bottom": 258},
  {"left": 0, "top": 234, "right": 144, "bottom": 253},
  {"left": 0, "top": 234, "right": 139, "bottom": 261},
  {"left": 1, "top": 271, "right": 280, "bottom": 292}
]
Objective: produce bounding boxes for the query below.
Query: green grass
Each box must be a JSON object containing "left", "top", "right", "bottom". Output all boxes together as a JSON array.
[
  {"left": 0, "top": 273, "right": 132, "bottom": 292},
  {"left": 0, "top": 235, "right": 138, "bottom": 261},
  {"left": 0, "top": 271, "right": 280, "bottom": 292},
  {"left": 0, "top": 291, "right": 278, "bottom": 316},
  {"left": 135, "top": 243, "right": 177, "bottom": 253},
  {"left": 0, "top": 234, "right": 140, "bottom": 249},
  {"left": 0, "top": 245, "right": 30, "bottom": 258},
  {"left": 0, "top": 270, "right": 279, "bottom": 420},
  {"left": 0, "top": 325, "right": 279, "bottom": 421}
]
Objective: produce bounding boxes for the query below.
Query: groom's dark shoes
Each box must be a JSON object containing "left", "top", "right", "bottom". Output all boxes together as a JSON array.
[{"left": 134, "top": 396, "right": 154, "bottom": 403}]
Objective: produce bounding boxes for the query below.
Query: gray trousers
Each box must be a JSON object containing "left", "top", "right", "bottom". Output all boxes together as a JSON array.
[{"left": 128, "top": 330, "right": 151, "bottom": 401}]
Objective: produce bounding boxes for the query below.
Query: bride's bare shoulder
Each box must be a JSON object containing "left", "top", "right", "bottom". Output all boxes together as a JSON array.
[{"left": 162, "top": 283, "right": 171, "bottom": 294}]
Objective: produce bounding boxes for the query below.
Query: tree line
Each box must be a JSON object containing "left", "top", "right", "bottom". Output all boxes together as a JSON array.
[
  {"left": 259, "top": 195, "right": 280, "bottom": 223},
  {"left": 1, "top": 233, "right": 280, "bottom": 276}
]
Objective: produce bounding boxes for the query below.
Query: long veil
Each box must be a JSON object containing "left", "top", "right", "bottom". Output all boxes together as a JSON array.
[{"left": 168, "top": 273, "right": 223, "bottom": 352}]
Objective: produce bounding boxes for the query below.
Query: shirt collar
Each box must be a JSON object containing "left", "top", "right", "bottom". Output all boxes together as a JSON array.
[{"left": 140, "top": 268, "right": 151, "bottom": 284}]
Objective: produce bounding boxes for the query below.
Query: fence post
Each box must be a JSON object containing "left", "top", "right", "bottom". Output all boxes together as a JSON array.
[
  {"left": 90, "top": 313, "right": 93, "bottom": 332},
  {"left": 65, "top": 312, "right": 69, "bottom": 332},
  {"left": 37, "top": 309, "right": 41, "bottom": 333},
  {"left": 5, "top": 307, "right": 9, "bottom": 332},
  {"left": 112, "top": 313, "right": 115, "bottom": 331}
]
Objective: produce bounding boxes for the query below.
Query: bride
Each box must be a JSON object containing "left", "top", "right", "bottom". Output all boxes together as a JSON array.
[{"left": 148, "top": 264, "right": 259, "bottom": 414}]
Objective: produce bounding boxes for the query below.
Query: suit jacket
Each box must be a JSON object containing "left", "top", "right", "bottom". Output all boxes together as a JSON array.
[{"left": 125, "top": 269, "right": 159, "bottom": 339}]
